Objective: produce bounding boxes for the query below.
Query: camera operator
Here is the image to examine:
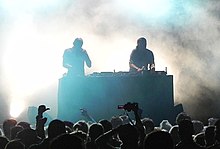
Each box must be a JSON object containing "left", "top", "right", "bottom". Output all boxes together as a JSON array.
[{"left": 96, "top": 102, "right": 145, "bottom": 149}]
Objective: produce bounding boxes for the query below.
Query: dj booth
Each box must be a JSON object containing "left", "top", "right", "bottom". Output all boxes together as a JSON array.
[{"left": 57, "top": 71, "right": 183, "bottom": 124}]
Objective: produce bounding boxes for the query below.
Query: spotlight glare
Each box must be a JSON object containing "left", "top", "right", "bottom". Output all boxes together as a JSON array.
[{"left": 10, "top": 100, "right": 25, "bottom": 118}]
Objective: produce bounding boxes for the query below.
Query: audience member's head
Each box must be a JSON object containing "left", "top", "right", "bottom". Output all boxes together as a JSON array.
[
  {"left": 204, "top": 125, "right": 216, "bottom": 147},
  {"left": 64, "top": 121, "right": 74, "bottom": 132},
  {"left": 10, "top": 125, "right": 23, "bottom": 140},
  {"left": 215, "top": 119, "right": 220, "bottom": 142},
  {"left": 117, "top": 123, "right": 139, "bottom": 147},
  {"left": 16, "top": 128, "right": 41, "bottom": 149},
  {"left": 144, "top": 131, "right": 173, "bottom": 149},
  {"left": 169, "top": 125, "right": 180, "bottom": 145},
  {"left": 193, "top": 132, "right": 205, "bottom": 147},
  {"left": 110, "top": 116, "right": 123, "bottom": 129},
  {"left": 192, "top": 120, "right": 204, "bottom": 135},
  {"left": 48, "top": 119, "right": 66, "bottom": 139},
  {"left": 50, "top": 133, "right": 84, "bottom": 149},
  {"left": 73, "top": 120, "right": 88, "bottom": 134},
  {"left": 208, "top": 117, "right": 218, "bottom": 126},
  {"left": 175, "top": 112, "right": 191, "bottom": 125},
  {"left": 17, "top": 122, "right": 31, "bottom": 129},
  {"left": 99, "top": 119, "right": 112, "bottom": 133},
  {"left": 141, "top": 118, "right": 155, "bottom": 134},
  {"left": 78, "top": 121, "right": 89, "bottom": 133},
  {"left": 178, "top": 119, "right": 194, "bottom": 141},
  {"left": 3, "top": 118, "right": 17, "bottom": 139},
  {"left": 88, "top": 123, "right": 104, "bottom": 141}
]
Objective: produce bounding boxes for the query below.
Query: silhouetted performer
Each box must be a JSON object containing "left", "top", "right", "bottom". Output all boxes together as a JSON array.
[
  {"left": 63, "top": 38, "right": 91, "bottom": 76},
  {"left": 129, "top": 37, "right": 155, "bottom": 73}
]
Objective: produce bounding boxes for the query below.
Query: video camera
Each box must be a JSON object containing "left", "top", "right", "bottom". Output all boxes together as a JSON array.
[{"left": 118, "top": 102, "right": 138, "bottom": 112}]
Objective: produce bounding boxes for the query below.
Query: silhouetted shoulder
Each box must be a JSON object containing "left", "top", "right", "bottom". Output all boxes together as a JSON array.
[{"left": 64, "top": 48, "right": 72, "bottom": 52}]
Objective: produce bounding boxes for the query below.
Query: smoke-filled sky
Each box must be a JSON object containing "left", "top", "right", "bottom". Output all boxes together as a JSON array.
[{"left": 0, "top": 0, "right": 220, "bottom": 121}]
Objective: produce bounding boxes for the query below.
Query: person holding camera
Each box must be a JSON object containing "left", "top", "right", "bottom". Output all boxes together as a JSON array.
[{"left": 96, "top": 102, "right": 145, "bottom": 149}]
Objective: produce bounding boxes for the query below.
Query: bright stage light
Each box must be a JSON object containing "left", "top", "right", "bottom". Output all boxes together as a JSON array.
[
  {"left": 1, "top": 13, "right": 64, "bottom": 109},
  {"left": 10, "top": 100, "right": 25, "bottom": 118}
]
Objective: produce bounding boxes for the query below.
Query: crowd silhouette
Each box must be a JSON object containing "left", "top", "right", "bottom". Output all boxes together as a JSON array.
[{"left": 0, "top": 103, "right": 220, "bottom": 149}]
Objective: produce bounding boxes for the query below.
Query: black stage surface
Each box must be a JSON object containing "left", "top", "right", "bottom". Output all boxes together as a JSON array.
[{"left": 58, "top": 71, "right": 183, "bottom": 124}]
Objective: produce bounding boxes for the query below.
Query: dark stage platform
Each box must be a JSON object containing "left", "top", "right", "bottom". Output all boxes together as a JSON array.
[{"left": 57, "top": 71, "right": 183, "bottom": 124}]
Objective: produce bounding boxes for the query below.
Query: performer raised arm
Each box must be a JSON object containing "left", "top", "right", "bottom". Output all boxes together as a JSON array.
[
  {"left": 129, "top": 37, "right": 155, "bottom": 73},
  {"left": 63, "top": 38, "right": 91, "bottom": 76}
]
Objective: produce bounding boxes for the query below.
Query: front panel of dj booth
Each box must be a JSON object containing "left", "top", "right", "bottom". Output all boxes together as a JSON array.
[{"left": 58, "top": 73, "right": 178, "bottom": 124}]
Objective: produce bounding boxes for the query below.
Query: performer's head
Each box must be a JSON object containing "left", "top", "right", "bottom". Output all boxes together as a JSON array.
[
  {"left": 73, "top": 38, "right": 83, "bottom": 48},
  {"left": 137, "top": 37, "right": 147, "bottom": 49}
]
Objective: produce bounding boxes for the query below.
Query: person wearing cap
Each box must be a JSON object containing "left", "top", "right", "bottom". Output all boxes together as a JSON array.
[
  {"left": 63, "top": 38, "right": 92, "bottom": 77},
  {"left": 129, "top": 37, "right": 155, "bottom": 73}
]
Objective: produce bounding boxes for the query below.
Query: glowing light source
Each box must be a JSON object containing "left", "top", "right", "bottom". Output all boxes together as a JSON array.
[
  {"left": 10, "top": 100, "right": 25, "bottom": 118},
  {"left": 2, "top": 14, "right": 64, "bottom": 102}
]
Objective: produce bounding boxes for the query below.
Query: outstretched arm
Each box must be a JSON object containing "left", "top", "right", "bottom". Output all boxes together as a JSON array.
[
  {"left": 36, "top": 105, "right": 49, "bottom": 139},
  {"left": 80, "top": 109, "right": 96, "bottom": 123},
  {"left": 132, "top": 104, "right": 145, "bottom": 146},
  {"left": 86, "top": 58, "right": 91, "bottom": 68}
]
